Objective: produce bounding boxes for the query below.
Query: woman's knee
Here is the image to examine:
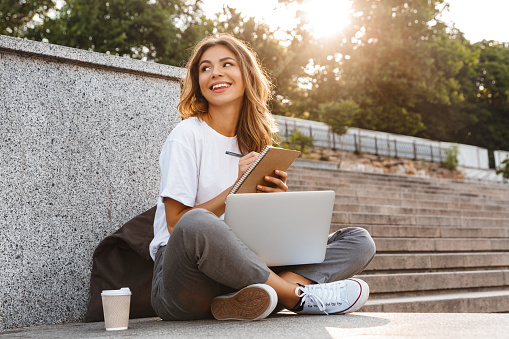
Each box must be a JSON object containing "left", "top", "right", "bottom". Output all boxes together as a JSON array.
[
  {"left": 336, "top": 227, "right": 376, "bottom": 261},
  {"left": 354, "top": 227, "right": 376, "bottom": 264}
]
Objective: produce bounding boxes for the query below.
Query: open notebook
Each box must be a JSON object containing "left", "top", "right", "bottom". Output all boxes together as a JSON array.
[
  {"left": 229, "top": 146, "right": 300, "bottom": 194},
  {"left": 224, "top": 190, "right": 335, "bottom": 266}
]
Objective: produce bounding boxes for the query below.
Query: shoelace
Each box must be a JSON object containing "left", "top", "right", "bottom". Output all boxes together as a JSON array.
[{"left": 295, "top": 281, "right": 346, "bottom": 315}]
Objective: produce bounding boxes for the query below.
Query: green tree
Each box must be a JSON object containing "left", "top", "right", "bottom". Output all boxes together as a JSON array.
[
  {"left": 25, "top": 0, "right": 202, "bottom": 65},
  {"left": 319, "top": 100, "right": 359, "bottom": 135},
  {"left": 282, "top": 0, "right": 487, "bottom": 141},
  {"left": 414, "top": 33, "right": 483, "bottom": 143},
  {"left": 464, "top": 41, "right": 509, "bottom": 151},
  {"left": 1, "top": 0, "right": 55, "bottom": 36},
  {"left": 335, "top": 0, "right": 469, "bottom": 135}
]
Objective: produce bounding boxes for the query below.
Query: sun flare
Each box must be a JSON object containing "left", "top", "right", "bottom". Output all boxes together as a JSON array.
[
  {"left": 203, "top": 0, "right": 353, "bottom": 40},
  {"left": 302, "top": 0, "right": 352, "bottom": 38}
]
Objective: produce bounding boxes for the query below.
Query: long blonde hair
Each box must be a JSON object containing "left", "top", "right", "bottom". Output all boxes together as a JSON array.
[{"left": 178, "top": 34, "right": 276, "bottom": 154}]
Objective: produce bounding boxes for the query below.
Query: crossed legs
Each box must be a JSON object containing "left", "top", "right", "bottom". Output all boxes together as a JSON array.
[{"left": 151, "top": 208, "right": 375, "bottom": 320}]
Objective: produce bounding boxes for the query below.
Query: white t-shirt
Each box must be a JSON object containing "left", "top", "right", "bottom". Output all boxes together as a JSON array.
[{"left": 149, "top": 117, "right": 241, "bottom": 260}]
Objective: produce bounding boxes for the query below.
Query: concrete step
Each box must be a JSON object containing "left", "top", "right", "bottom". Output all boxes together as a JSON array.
[
  {"left": 334, "top": 203, "right": 509, "bottom": 219},
  {"left": 364, "top": 253, "right": 509, "bottom": 271},
  {"left": 372, "top": 237, "right": 509, "bottom": 252},
  {"left": 289, "top": 176, "right": 509, "bottom": 199},
  {"left": 344, "top": 225, "right": 509, "bottom": 238},
  {"left": 288, "top": 167, "right": 509, "bottom": 196},
  {"left": 288, "top": 165, "right": 509, "bottom": 314},
  {"left": 331, "top": 211, "right": 509, "bottom": 228},
  {"left": 361, "top": 290, "right": 509, "bottom": 312},
  {"left": 358, "top": 270, "right": 509, "bottom": 294},
  {"left": 289, "top": 163, "right": 499, "bottom": 184},
  {"left": 290, "top": 178, "right": 509, "bottom": 201},
  {"left": 292, "top": 172, "right": 509, "bottom": 191},
  {"left": 290, "top": 185, "right": 509, "bottom": 206},
  {"left": 333, "top": 194, "right": 507, "bottom": 212},
  {"left": 288, "top": 169, "right": 507, "bottom": 194}
]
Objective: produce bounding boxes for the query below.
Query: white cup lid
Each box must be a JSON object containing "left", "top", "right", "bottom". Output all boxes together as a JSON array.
[{"left": 101, "top": 287, "right": 132, "bottom": 296}]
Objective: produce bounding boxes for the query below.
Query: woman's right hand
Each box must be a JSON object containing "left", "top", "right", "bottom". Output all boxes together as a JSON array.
[{"left": 238, "top": 151, "right": 259, "bottom": 178}]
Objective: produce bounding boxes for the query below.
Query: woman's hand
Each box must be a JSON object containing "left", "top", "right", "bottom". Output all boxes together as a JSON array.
[
  {"left": 238, "top": 151, "right": 259, "bottom": 178},
  {"left": 237, "top": 152, "right": 288, "bottom": 193},
  {"left": 257, "top": 170, "right": 288, "bottom": 193}
]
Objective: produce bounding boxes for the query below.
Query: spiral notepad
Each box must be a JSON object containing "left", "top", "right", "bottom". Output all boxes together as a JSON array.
[{"left": 229, "top": 146, "right": 301, "bottom": 194}]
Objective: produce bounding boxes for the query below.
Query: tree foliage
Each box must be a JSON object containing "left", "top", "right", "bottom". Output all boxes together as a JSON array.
[
  {"left": 318, "top": 100, "right": 359, "bottom": 136},
  {"left": 25, "top": 0, "right": 203, "bottom": 65},
  {"left": 278, "top": 0, "right": 509, "bottom": 152},
  {"left": 1, "top": 0, "right": 55, "bottom": 36},
  {"left": 464, "top": 41, "right": 509, "bottom": 151},
  {"left": 296, "top": 0, "right": 472, "bottom": 136}
]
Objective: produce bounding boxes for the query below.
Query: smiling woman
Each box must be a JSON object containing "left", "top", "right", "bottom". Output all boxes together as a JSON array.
[{"left": 198, "top": 46, "right": 245, "bottom": 115}]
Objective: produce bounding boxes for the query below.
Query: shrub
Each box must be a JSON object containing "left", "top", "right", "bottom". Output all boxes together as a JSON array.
[
  {"left": 290, "top": 129, "right": 314, "bottom": 153},
  {"left": 319, "top": 100, "right": 360, "bottom": 136},
  {"left": 443, "top": 145, "right": 459, "bottom": 170},
  {"left": 496, "top": 158, "right": 509, "bottom": 181}
]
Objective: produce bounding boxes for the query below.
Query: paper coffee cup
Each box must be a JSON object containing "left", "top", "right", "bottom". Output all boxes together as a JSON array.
[{"left": 101, "top": 287, "right": 131, "bottom": 331}]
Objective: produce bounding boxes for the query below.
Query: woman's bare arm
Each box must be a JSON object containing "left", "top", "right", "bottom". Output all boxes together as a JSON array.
[
  {"left": 164, "top": 151, "right": 260, "bottom": 233},
  {"left": 163, "top": 185, "right": 233, "bottom": 234}
]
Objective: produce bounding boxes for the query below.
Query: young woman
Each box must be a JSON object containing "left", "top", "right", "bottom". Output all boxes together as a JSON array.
[{"left": 149, "top": 34, "right": 376, "bottom": 321}]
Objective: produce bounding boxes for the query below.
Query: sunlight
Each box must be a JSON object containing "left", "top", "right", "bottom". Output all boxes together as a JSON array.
[
  {"left": 302, "top": 0, "right": 352, "bottom": 39},
  {"left": 203, "top": 0, "right": 352, "bottom": 40}
]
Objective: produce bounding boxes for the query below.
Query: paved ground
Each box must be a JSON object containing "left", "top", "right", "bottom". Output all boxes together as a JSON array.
[{"left": 2, "top": 312, "right": 509, "bottom": 338}]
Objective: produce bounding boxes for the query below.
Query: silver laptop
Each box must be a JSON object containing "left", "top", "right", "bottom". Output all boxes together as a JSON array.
[{"left": 224, "top": 190, "right": 335, "bottom": 266}]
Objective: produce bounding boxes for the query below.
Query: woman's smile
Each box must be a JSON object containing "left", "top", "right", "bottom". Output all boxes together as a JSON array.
[{"left": 210, "top": 81, "right": 232, "bottom": 92}]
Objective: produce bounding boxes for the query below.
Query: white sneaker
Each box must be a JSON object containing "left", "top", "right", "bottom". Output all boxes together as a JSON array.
[
  {"left": 211, "top": 284, "right": 278, "bottom": 320},
  {"left": 294, "top": 278, "right": 369, "bottom": 315}
]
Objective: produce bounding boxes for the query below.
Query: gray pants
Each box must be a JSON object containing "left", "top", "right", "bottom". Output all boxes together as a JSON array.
[{"left": 151, "top": 208, "right": 376, "bottom": 320}]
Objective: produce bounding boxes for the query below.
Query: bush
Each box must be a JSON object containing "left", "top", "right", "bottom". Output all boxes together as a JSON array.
[
  {"left": 496, "top": 158, "right": 509, "bottom": 181},
  {"left": 443, "top": 145, "right": 459, "bottom": 170},
  {"left": 274, "top": 129, "right": 313, "bottom": 154},
  {"left": 319, "top": 100, "right": 360, "bottom": 136},
  {"left": 290, "top": 130, "right": 314, "bottom": 153}
]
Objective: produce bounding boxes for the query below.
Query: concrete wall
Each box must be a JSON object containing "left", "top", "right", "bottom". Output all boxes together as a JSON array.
[{"left": 0, "top": 35, "right": 185, "bottom": 329}]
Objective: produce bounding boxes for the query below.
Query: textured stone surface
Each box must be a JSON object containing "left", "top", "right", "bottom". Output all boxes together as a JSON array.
[{"left": 0, "top": 36, "right": 183, "bottom": 329}]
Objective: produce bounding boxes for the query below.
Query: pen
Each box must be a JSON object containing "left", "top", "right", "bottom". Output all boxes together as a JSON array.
[{"left": 225, "top": 151, "right": 243, "bottom": 158}]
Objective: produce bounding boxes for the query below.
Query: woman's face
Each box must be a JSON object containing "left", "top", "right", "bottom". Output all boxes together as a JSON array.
[{"left": 198, "top": 45, "right": 246, "bottom": 110}]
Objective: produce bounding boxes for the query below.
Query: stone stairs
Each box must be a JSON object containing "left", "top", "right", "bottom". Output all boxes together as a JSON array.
[{"left": 287, "top": 164, "right": 509, "bottom": 312}]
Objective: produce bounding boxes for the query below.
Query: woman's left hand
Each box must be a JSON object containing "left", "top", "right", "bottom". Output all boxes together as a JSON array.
[{"left": 257, "top": 170, "right": 288, "bottom": 193}]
